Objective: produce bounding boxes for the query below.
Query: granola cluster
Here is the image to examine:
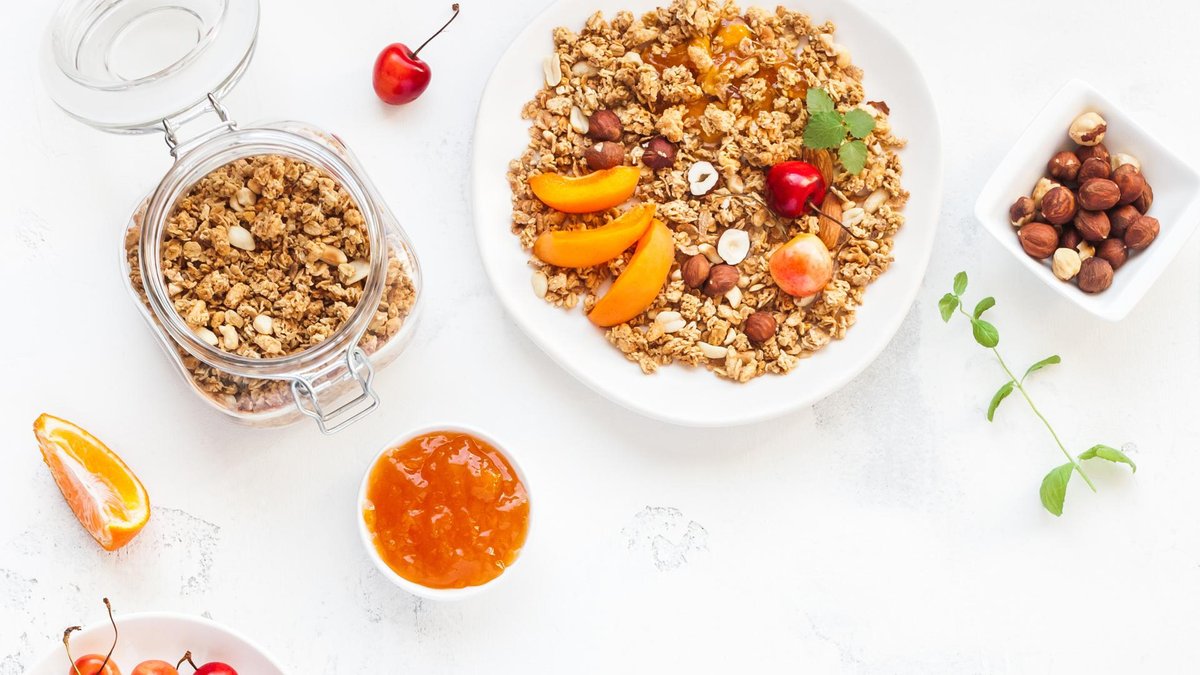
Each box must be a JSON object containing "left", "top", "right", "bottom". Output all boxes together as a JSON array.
[
  {"left": 162, "top": 154, "right": 371, "bottom": 357},
  {"left": 508, "top": 0, "right": 908, "bottom": 382},
  {"left": 124, "top": 156, "right": 417, "bottom": 415}
]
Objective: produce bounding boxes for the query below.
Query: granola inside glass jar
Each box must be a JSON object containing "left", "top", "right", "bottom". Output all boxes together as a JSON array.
[{"left": 43, "top": 0, "right": 423, "bottom": 432}]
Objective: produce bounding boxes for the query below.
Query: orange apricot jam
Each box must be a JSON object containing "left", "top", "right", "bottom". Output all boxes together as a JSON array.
[
  {"left": 363, "top": 430, "right": 530, "bottom": 589},
  {"left": 640, "top": 17, "right": 803, "bottom": 128}
]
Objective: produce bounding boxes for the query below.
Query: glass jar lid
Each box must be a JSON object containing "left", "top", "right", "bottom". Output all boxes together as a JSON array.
[{"left": 41, "top": 0, "right": 259, "bottom": 133}]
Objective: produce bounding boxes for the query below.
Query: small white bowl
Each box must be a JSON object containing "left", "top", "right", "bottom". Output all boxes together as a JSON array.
[
  {"left": 357, "top": 424, "right": 532, "bottom": 600},
  {"left": 26, "top": 612, "right": 287, "bottom": 674},
  {"left": 975, "top": 79, "right": 1200, "bottom": 321}
]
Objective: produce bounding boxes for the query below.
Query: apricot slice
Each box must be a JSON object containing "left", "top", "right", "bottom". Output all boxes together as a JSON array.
[
  {"left": 533, "top": 204, "right": 656, "bottom": 268},
  {"left": 528, "top": 166, "right": 641, "bottom": 214},
  {"left": 588, "top": 219, "right": 674, "bottom": 327}
]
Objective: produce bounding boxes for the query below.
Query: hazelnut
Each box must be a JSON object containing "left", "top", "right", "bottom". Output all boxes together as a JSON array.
[
  {"left": 702, "top": 263, "right": 739, "bottom": 296},
  {"left": 1134, "top": 182, "right": 1154, "bottom": 213},
  {"left": 1076, "top": 142, "right": 1110, "bottom": 165},
  {"left": 1077, "top": 178, "right": 1121, "bottom": 211},
  {"left": 584, "top": 141, "right": 625, "bottom": 170},
  {"left": 1047, "top": 151, "right": 1081, "bottom": 183},
  {"left": 1040, "top": 186, "right": 1077, "bottom": 226},
  {"left": 1124, "top": 215, "right": 1160, "bottom": 250},
  {"left": 642, "top": 136, "right": 677, "bottom": 169},
  {"left": 1077, "top": 156, "right": 1111, "bottom": 182},
  {"left": 681, "top": 254, "right": 711, "bottom": 289},
  {"left": 1073, "top": 210, "right": 1110, "bottom": 242},
  {"left": 1059, "top": 226, "right": 1082, "bottom": 250},
  {"left": 744, "top": 311, "right": 777, "bottom": 344},
  {"left": 1069, "top": 112, "right": 1108, "bottom": 146},
  {"left": 1096, "top": 238, "right": 1128, "bottom": 270},
  {"left": 1077, "top": 239, "right": 1096, "bottom": 260},
  {"left": 1052, "top": 247, "right": 1082, "bottom": 281},
  {"left": 1009, "top": 196, "right": 1035, "bottom": 227},
  {"left": 1077, "top": 257, "right": 1114, "bottom": 294},
  {"left": 586, "top": 109, "right": 623, "bottom": 141},
  {"left": 1111, "top": 153, "right": 1141, "bottom": 172},
  {"left": 1112, "top": 164, "right": 1147, "bottom": 205},
  {"left": 1017, "top": 222, "right": 1059, "bottom": 259},
  {"left": 1031, "top": 177, "right": 1058, "bottom": 209},
  {"left": 1109, "top": 204, "right": 1140, "bottom": 239}
]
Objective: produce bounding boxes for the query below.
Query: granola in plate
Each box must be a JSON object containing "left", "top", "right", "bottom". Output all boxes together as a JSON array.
[{"left": 508, "top": 0, "right": 908, "bottom": 382}]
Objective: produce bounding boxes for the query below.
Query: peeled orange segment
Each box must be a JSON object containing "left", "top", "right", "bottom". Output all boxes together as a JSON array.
[
  {"left": 34, "top": 414, "right": 150, "bottom": 551},
  {"left": 533, "top": 203, "right": 657, "bottom": 268},
  {"left": 588, "top": 219, "right": 675, "bottom": 327},
  {"left": 528, "top": 166, "right": 641, "bottom": 214}
]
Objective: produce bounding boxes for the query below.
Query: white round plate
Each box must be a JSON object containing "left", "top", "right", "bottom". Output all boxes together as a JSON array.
[
  {"left": 471, "top": 0, "right": 942, "bottom": 427},
  {"left": 25, "top": 612, "right": 286, "bottom": 674}
]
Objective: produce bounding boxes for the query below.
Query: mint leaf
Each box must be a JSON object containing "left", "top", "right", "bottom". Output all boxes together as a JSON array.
[
  {"left": 938, "top": 294, "right": 958, "bottom": 322},
  {"left": 1079, "top": 445, "right": 1137, "bottom": 473},
  {"left": 806, "top": 88, "right": 835, "bottom": 113},
  {"left": 1023, "top": 355, "right": 1061, "bottom": 381},
  {"left": 987, "top": 381, "right": 1014, "bottom": 422},
  {"left": 1040, "top": 463, "right": 1075, "bottom": 517},
  {"left": 843, "top": 109, "right": 876, "bottom": 139},
  {"left": 953, "top": 272, "right": 968, "bottom": 296},
  {"left": 804, "top": 111, "right": 846, "bottom": 149},
  {"left": 839, "top": 140, "right": 869, "bottom": 175},
  {"left": 973, "top": 297, "right": 995, "bottom": 320},
  {"left": 971, "top": 319, "right": 999, "bottom": 348}
]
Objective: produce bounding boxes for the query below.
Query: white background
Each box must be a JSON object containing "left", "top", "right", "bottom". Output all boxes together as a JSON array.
[{"left": 3, "top": 0, "right": 1199, "bottom": 673}]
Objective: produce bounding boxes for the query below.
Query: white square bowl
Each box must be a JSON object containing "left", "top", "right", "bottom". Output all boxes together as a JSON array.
[{"left": 975, "top": 79, "right": 1200, "bottom": 321}]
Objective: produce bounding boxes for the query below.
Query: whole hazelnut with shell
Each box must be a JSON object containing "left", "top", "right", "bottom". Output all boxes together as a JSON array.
[
  {"left": 1134, "top": 182, "right": 1154, "bottom": 213},
  {"left": 1077, "top": 257, "right": 1114, "bottom": 293},
  {"left": 1077, "top": 178, "right": 1121, "bottom": 211},
  {"left": 1096, "top": 238, "right": 1128, "bottom": 270},
  {"left": 1112, "top": 164, "right": 1147, "bottom": 205},
  {"left": 1073, "top": 210, "right": 1110, "bottom": 242},
  {"left": 642, "top": 136, "right": 678, "bottom": 169},
  {"left": 1059, "top": 226, "right": 1082, "bottom": 251},
  {"left": 584, "top": 141, "right": 624, "bottom": 170},
  {"left": 702, "top": 263, "right": 739, "bottom": 296},
  {"left": 744, "top": 311, "right": 777, "bottom": 344},
  {"left": 1124, "top": 215, "right": 1160, "bottom": 250},
  {"left": 1077, "top": 156, "right": 1111, "bottom": 182},
  {"left": 1047, "top": 152, "right": 1081, "bottom": 183},
  {"left": 1109, "top": 205, "right": 1140, "bottom": 239},
  {"left": 1017, "top": 222, "right": 1059, "bottom": 259},
  {"left": 586, "top": 109, "right": 623, "bottom": 142},
  {"left": 1077, "top": 143, "right": 1110, "bottom": 165},
  {"left": 1040, "top": 186, "right": 1077, "bottom": 226}
]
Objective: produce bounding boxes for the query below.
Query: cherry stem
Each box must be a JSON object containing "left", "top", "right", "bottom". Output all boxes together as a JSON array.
[
  {"left": 63, "top": 599, "right": 118, "bottom": 675},
  {"left": 178, "top": 650, "right": 198, "bottom": 671},
  {"left": 413, "top": 3, "right": 460, "bottom": 57}
]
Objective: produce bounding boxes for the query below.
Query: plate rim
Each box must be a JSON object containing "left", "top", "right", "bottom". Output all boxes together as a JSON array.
[{"left": 470, "top": 0, "right": 945, "bottom": 427}]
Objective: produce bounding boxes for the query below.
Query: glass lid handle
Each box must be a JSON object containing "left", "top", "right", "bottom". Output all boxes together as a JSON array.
[
  {"left": 289, "top": 347, "right": 381, "bottom": 434},
  {"left": 162, "top": 92, "right": 238, "bottom": 157}
]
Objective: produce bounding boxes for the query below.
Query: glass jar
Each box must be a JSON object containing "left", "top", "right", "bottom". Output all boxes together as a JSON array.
[{"left": 42, "top": 0, "right": 423, "bottom": 432}]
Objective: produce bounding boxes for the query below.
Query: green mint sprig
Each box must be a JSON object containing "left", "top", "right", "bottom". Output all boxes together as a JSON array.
[
  {"left": 939, "top": 271, "right": 1136, "bottom": 517},
  {"left": 802, "top": 88, "right": 876, "bottom": 175}
]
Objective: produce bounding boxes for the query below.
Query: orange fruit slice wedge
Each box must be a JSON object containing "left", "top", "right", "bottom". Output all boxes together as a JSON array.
[
  {"left": 588, "top": 219, "right": 675, "bottom": 327},
  {"left": 533, "top": 203, "right": 657, "bottom": 268},
  {"left": 34, "top": 414, "right": 150, "bottom": 551}
]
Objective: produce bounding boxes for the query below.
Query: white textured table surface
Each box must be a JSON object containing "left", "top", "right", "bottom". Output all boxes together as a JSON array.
[{"left": 3, "top": 0, "right": 1200, "bottom": 672}]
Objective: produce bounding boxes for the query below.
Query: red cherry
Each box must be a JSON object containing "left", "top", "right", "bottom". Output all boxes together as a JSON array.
[
  {"left": 372, "top": 4, "right": 460, "bottom": 105},
  {"left": 765, "top": 161, "right": 827, "bottom": 218},
  {"left": 193, "top": 663, "right": 237, "bottom": 675}
]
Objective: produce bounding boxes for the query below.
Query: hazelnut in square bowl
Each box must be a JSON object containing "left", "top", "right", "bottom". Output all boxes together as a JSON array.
[{"left": 975, "top": 79, "right": 1200, "bottom": 321}]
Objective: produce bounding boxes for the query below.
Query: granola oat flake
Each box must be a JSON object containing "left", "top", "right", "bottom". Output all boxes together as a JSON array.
[{"left": 508, "top": 0, "right": 909, "bottom": 383}]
